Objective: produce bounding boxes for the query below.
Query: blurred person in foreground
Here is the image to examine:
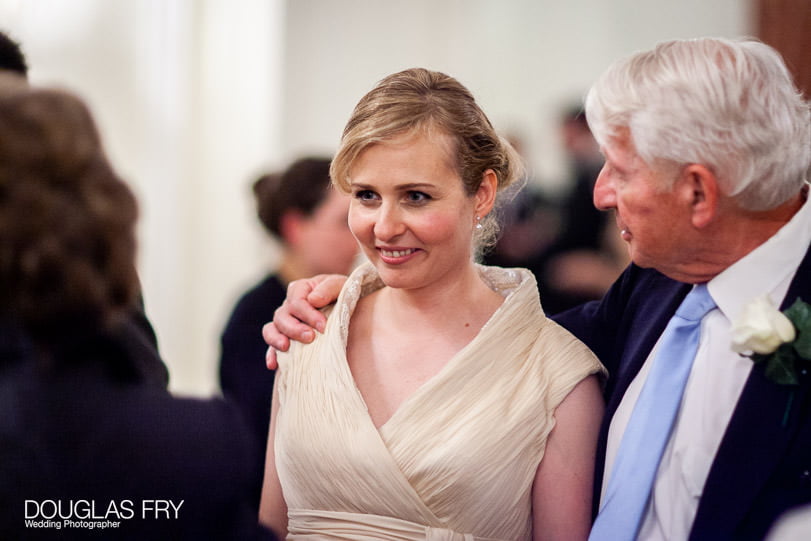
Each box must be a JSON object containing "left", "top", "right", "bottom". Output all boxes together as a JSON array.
[
  {"left": 219, "top": 157, "right": 357, "bottom": 508},
  {"left": 265, "top": 37, "right": 811, "bottom": 540},
  {"left": 0, "top": 29, "right": 28, "bottom": 76},
  {"left": 0, "top": 28, "right": 168, "bottom": 387},
  {"left": 258, "top": 67, "right": 605, "bottom": 539},
  {"left": 0, "top": 74, "right": 273, "bottom": 540}
]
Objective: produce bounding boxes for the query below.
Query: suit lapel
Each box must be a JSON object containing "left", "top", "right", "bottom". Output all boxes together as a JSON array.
[
  {"left": 594, "top": 278, "right": 690, "bottom": 506},
  {"left": 604, "top": 284, "right": 689, "bottom": 419},
  {"left": 691, "top": 243, "right": 811, "bottom": 539}
]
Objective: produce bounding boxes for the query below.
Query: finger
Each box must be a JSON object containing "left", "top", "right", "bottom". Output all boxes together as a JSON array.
[
  {"left": 277, "top": 278, "right": 325, "bottom": 332},
  {"left": 264, "top": 319, "right": 311, "bottom": 352},
  {"left": 307, "top": 275, "right": 347, "bottom": 308},
  {"left": 270, "top": 300, "right": 318, "bottom": 342},
  {"left": 265, "top": 345, "right": 279, "bottom": 370},
  {"left": 287, "top": 276, "right": 318, "bottom": 299},
  {"left": 286, "top": 297, "right": 328, "bottom": 334}
]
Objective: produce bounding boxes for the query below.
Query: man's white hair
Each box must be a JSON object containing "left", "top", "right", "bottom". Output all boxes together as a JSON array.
[{"left": 586, "top": 37, "right": 810, "bottom": 210}]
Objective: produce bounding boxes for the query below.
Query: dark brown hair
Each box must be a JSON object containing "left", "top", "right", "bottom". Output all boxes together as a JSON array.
[
  {"left": 0, "top": 75, "right": 139, "bottom": 342},
  {"left": 254, "top": 156, "right": 333, "bottom": 238}
]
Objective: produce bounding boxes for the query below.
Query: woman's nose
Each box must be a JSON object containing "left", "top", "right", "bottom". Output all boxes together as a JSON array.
[{"left": 373, "top": 203, "right": 406, "bottom": 241}]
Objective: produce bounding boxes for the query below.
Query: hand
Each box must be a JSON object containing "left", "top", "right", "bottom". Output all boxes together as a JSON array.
[{"left": 264, "top": 274, "right": 347, "bottom": 369}]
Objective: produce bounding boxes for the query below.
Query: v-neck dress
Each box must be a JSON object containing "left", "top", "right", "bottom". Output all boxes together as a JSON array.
[{"left": 273, "top": 263, "right": 604, "bottom": 540}]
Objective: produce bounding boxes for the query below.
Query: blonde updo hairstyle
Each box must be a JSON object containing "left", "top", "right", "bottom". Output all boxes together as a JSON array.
[{"left": 330, "top": 68, "right": 524, "bottom": 256}]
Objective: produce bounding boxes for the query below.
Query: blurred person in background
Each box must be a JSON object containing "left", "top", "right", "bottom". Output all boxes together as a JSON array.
[
  {"left": 539, "top": 105, "right": 628, "bottom": 314},
  {"left": 0, "top": 74, "right": 273, "bottom": 540},
  {"left": 482, "top": 114, "right": 628, "bottom": 316},
  {"left": 481, "top": 132, "right": 562, "bottom": 290},
  {"left": 219, "top": 157, "right": 357, "bottom": 508}
]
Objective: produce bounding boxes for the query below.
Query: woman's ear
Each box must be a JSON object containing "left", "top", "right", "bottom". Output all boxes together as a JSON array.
[
  {"left": 474, "top": 169, "right": 498, "bottom": 218},
  {"left": 680, "top": 164, "right": 719, "bottom": 229},
  {"left": 279, "top": 210, "right": 305, "bottom": 245}
]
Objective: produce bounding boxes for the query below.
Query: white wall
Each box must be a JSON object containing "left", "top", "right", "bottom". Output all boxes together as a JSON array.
[
  {"left": 0, "top": 0, "right": 751, "bottom": 396},
  {"left": 281, "top": 0, "right": 752, "bottom": 190}
]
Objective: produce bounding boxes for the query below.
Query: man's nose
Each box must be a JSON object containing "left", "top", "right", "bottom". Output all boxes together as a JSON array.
[{"left": 593, "top": 165, "right": 617, "bottom": 211}]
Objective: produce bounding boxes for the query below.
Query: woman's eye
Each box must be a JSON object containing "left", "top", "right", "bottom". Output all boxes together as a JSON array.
[
  {"left": 354, "top": 189, "right": 378, "bottom": 201},
  {"left": 406, "top": 191, "right": 431, "bottom": 203}
]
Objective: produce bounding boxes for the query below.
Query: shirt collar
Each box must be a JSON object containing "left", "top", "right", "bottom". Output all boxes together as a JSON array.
[{"left": 709, "top": 183, "right": 811, "bottom": 324}]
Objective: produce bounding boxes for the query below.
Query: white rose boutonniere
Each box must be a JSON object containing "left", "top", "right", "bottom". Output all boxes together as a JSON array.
[
  {"left": 731, "top": 296, "right": 796, "bottom": 354},
  {"left": 731, "top": 296, "right": 811, "bottom": 385}
]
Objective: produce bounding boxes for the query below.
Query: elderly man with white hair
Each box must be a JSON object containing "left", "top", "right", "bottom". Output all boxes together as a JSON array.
[{"left": 567, "top": 37, "right": 811, "bottom": 541}]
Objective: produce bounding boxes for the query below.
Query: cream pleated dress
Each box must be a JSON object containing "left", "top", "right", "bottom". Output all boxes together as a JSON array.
[{"left": 273, "top": 263, "right": 604, "bottom": 540}]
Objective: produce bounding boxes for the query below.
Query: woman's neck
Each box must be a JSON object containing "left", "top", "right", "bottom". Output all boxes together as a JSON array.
[{"left": 373, "top": 262, "right": 504, "bottom": 330}]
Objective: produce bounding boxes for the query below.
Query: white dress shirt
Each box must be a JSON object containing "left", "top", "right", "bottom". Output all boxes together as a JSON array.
[{"left": 602, "top": 188, "right": 811, "bottom": 540}]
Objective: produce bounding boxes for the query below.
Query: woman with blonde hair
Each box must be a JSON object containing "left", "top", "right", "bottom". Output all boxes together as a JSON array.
[{"left": 259, "top": 68, "right": 604, "bottom": 540}]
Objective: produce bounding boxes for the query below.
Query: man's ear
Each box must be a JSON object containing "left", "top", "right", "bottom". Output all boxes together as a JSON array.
[
  {"left": 680, "top": 164, "right": 719, "bottom": 229},
  {"left": 474, "top": 169, "right": 498, "bottom": 218}
]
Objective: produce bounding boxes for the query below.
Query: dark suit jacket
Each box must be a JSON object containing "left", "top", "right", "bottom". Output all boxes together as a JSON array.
[
  {"left": 554, "top": 244, "right": 811, "bottom": 541},
  {"left": 0, "top": 323, "right": 274, "bottom": 540}
]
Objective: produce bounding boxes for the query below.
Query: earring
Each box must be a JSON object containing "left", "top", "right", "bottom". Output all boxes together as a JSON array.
[{"left": 475, "top": 216, "right": 483, "bottom": 230}]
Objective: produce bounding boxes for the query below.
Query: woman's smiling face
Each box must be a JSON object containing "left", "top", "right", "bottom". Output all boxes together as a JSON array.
[{"left": 347, "top": 129, "right": 481, "bottom": 293}]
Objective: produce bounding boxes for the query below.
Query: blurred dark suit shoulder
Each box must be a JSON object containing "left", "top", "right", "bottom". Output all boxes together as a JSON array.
[{"left": 0, "top": 325, "right": 274, "bottom": 540}]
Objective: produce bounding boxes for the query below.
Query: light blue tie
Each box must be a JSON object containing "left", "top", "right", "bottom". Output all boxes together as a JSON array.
[{"left": 589, "top": 284, "right": 716, "bottom": 541}]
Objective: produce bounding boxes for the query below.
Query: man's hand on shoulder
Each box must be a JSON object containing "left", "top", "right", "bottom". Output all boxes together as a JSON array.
[{"left": 264, "top": 274, "right": 347, "bottom": 369}]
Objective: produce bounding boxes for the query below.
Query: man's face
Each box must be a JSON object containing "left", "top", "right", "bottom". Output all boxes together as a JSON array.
[{"left": 593, "top": 132, "right": 690, "bottom": 273}]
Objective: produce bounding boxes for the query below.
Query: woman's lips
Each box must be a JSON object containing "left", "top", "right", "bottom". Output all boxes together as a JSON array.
[
  {"left": 377, "top": 247, "right": 420, "bottom": 264},
  {"left": 379, "top": 248, "right": 416, "bottom": 258}
]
